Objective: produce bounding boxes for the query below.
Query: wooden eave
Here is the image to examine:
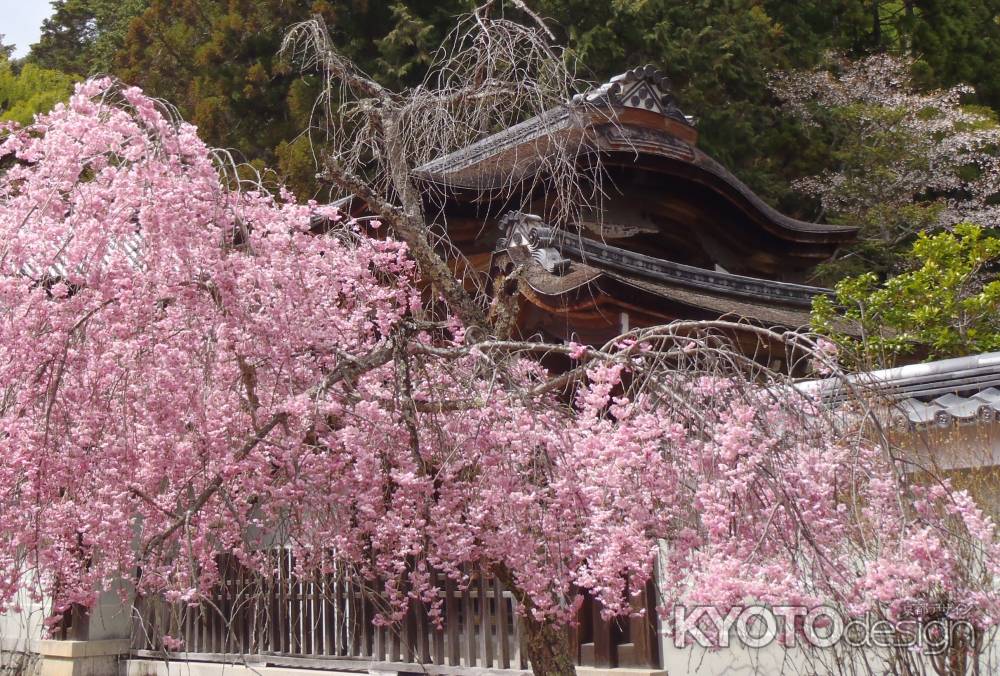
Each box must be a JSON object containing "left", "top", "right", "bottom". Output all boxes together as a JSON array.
[{"left": 411, "top": 110, "right": 856, "bottom": 249}]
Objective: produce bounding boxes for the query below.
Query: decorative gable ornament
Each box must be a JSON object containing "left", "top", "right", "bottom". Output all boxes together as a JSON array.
[
  {"left": 573, "top": 64, "right": 695, "bottom": 127},
  {"left": 497, "top": 211, "right": 571, "bottom": 275}
]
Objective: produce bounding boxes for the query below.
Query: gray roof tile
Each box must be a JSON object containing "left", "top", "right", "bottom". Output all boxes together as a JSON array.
[{"left": 799, "top": 351, "right": 1000, "bottom": 428}]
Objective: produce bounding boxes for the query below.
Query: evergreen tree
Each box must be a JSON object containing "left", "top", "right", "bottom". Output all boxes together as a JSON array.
[
  {"left": 115, "top": 0, "right": 469, "bottom": 199},
  {"left": 911, "top": 0, "right": 1000, "bottom": 108},
  {"left": 534, "top": 0, "right": 835, "bottom": 207},
  {"left": 31, "top": 0, "right": 148, "bottom": 75},
  {"left": 33, "top": 0, "right": 1000, "bottom": 226}
]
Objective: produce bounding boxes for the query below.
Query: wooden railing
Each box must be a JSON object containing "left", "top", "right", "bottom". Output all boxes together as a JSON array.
[{"left": 130, "top": 550, "right": 659, "bottom": 673}]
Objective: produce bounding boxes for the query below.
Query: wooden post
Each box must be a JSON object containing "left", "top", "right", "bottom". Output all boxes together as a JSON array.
[
  {"left": 592, "top": 596, "right": 615, "bottom": 668},
  {"left": 629, "top": 578, "right": 660, "bottom": 668}
]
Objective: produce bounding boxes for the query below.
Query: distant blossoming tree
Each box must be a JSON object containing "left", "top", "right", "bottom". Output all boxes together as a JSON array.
[
  {"left": 0, "top": 32, "right": 997, "bottom": 676},
  {"left": 772, "top": 54, "right": 1000, "bottom": 279}
]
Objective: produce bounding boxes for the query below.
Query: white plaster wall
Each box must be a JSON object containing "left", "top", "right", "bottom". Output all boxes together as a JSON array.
[{"left": 0, "top": 583, "right": 46, "bottom": 675}]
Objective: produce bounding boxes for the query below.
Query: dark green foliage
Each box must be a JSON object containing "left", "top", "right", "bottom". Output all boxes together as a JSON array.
[
  {"left": 31, "top": 0, "right": 148, "bottom": 75},
  {"left": 21, "top": 0, "right": 1000, "bottom": 368},
  {"left": 911, "top": 0, "right": 1000, "bottom": 108},
  {"left": 534, "top": 0, "right": 825, "bottom": 206},
  {"left": 113, "top": 0, "right": 470, "bottom": 198}
]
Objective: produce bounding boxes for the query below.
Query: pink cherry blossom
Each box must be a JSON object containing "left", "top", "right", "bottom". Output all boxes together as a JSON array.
[{"left": 0, "top": 80, "right": 995, "bottom": 668}]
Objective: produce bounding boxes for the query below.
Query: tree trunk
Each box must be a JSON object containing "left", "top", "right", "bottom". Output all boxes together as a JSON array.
[
  {"left": 492, "top": 564, "right": 576, "bottom": 676},
  {"left": 521, "top": 612, "right": 577, "bottom": 676}
]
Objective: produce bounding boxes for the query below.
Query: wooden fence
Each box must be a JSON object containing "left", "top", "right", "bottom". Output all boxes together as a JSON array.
[{"left": 130, "top": 550, "right": 659, "bottom": 673}]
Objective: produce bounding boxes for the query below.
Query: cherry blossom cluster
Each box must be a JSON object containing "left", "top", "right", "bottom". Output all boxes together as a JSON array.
[{"left": 0, "top": 80, "right": 996, "bottom": 656}]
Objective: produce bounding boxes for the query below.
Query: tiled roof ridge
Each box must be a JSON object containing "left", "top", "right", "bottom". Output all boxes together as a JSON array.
[{"left": 800, "top": 351, "right": 1000, "bottom": 427}]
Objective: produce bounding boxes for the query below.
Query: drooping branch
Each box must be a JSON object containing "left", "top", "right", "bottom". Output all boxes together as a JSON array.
[
  {"left": 140, "top": 336, "right": 401, "bottom": 557},
  {"left": 284, "top": 4, "right": 621, "bottom": 331},
  {"left": 318, "top": 158, "right": 487, "bottom": 330}
]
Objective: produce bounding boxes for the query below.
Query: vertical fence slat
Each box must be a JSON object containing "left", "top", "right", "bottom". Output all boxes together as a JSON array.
[
  {"left": 270, "top": 551, "right": 282, "bottom": 653},
  {"left": 389, "top": 613, "right": 401, "bottom": 663},
  {"left": 344, "top": 575, "right": 354, "bottom": 657},
  {"left": 404, "top": 600, "right": 417, "bottom": 662},
  {"left": 233, "top": 562, "right": 244, "bottom": 654},
  {"left": 296, "top": 554, "right": 305, "bottom": 654},
  {"left": 301, "top": 558, "right": 308, "bottom": 654},
  {"left": 218, "top": 557, "right": 228, "bottom": 654},
  {"left": 286, "top": 549, "right": 292, "bottom": 654},
  {"left": 347, "top": 574, "right": 356, "bottom": 657},
  {"left": 361, "top": 584, "right": 373, "bottom": 658},
  {"left": 322, "top": 570, "right": 333, "bottom": 656},
  {"left": 373, "top": 620, "right": 383, "bottom": 661},
  {"left": 373, "top": 580, "right": 386, "bottom": 663},
  {"left": 416, "top": 595, "right": 430, "bottom": 664},
  {"left": 335, "top": 569, "right": 345, "bottom": 656},
  {"left": 222, "top": 559, "right": 231, "bottom": 654},
  {"left": 202, "top": 603, "right": 211, "bottom": 655},
  {"left": 432, "top": 572, "right": 444, "bottom": 665},
  {"left": 462, "top": 568, "right": 476, "bottom": 667},
  {"left": 146, "top": 598, "right": 156, "bottom": 651},
  {"left": 495, "top": 578, "right": 510, "bottom": 668},
  {"left": 445, "top": 577, "right": 460, "bottom": 666},
  {"left": 312, "top": 570, "right": 321, "bottom": 655},
  {"left": 180, "top": 597, "right": 189, "bottom": 653},
  {"left": 478, "top": 573, "right": 492, "bottom": 668},
  {"left": 273, "top": 550, "right": 282, "bottom": 653},
  {"left": 254, "top": 574, "right": 264, "bottom": 654},
  {"left": 290, "top": 549, "right": 299, "bottom": 654}
]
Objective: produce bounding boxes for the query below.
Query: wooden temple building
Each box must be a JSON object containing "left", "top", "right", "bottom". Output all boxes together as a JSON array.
[{"left": 408, "top": 65, "right": 857, "bottom": 347}]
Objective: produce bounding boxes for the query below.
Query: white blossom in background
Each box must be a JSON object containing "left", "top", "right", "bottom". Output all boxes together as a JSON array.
[{"left": 772, "top": 54, "right": 1000, "bottom": 240}]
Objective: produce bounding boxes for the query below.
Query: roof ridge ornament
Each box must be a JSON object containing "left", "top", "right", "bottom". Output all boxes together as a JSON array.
[
  {"left": 496, "top": 212, "right": 571, "bottom": 275},
  {"left": 573, "top": 64, "right": 694, "bottom": 127}
]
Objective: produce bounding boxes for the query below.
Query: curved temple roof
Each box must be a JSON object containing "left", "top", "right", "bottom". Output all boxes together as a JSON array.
[
  {"left": 497, "top": 211, "right": 828, "bottom": 330},
  {"left": 505, "top": 222, "right": 830, "bottom": 308},
  {"left": 413, "top": 65, "right": 858, "bottom": 246}
]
